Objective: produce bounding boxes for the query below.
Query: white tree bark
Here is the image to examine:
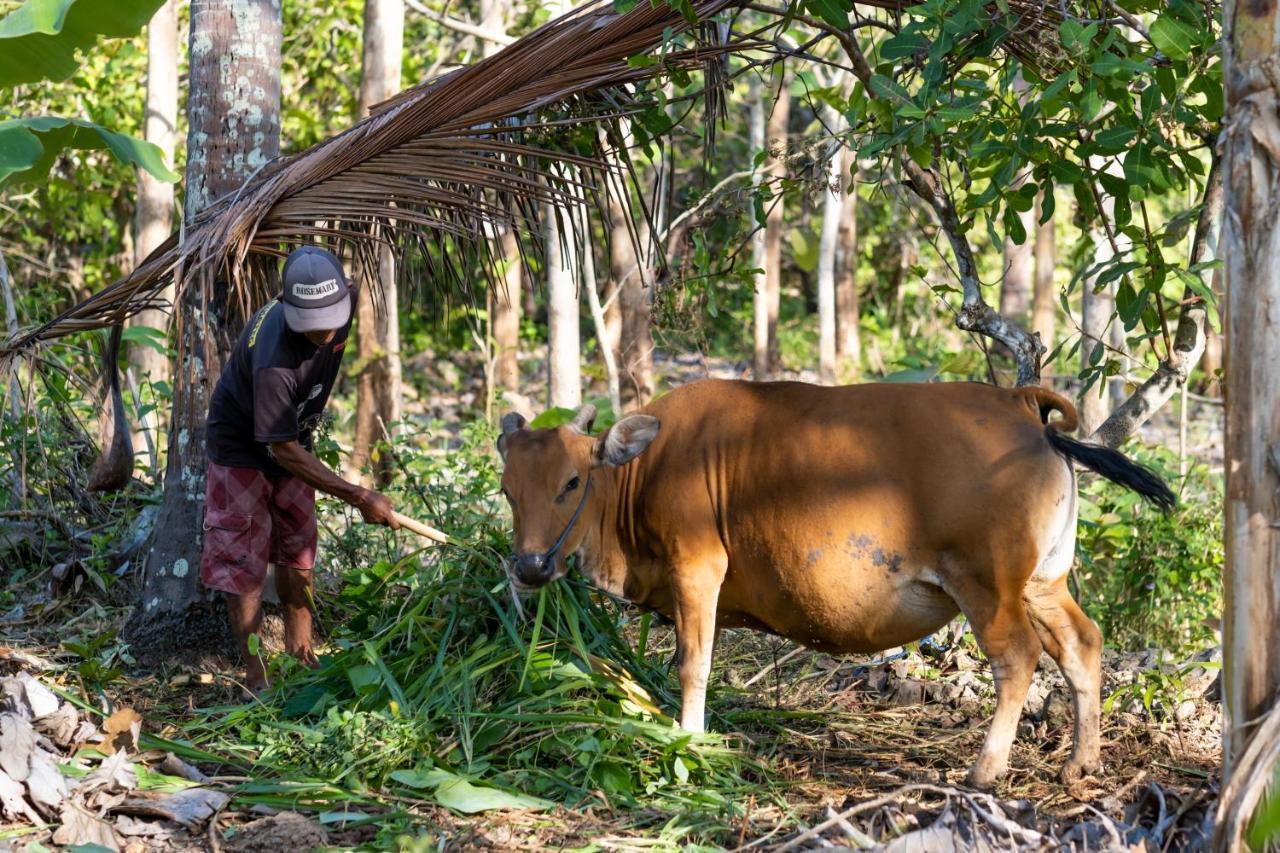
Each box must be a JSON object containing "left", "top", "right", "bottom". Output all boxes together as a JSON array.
[
  {"left": 835, "top": 171, "right": 859, "bottom": 378},
  {"left": 815, "top": 104, "right": 845, "bottom": 385},
  {"left": 749, "top": 76, "right": 769, "bottom": 381},
  {"left": 546, "top": 200, "right": 581, "bottom": 409},
  {"left": 578, "top": 199, "right": 621, "bottom": 416}
]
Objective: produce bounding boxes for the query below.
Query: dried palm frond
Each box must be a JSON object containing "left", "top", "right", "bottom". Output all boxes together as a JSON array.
[{"left": 5, "top": 0, "right": 767, "bottom": 352}]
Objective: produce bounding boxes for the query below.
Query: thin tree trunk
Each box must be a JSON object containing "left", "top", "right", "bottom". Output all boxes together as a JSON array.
[
  {"left": 348, "top": 0, "right": 404, "bottom": 484},
  {"left": 815, "top": 104, "right": 844, "bottom": 385},
  {"left": 834, "top": 170, "right": 859, "bottom": 380},
  {"left": 1031, "top": 191, "right": 1055, "bottom": 363},
  {"left": 579, "top": 202, "right": 621, "bottom": 416},
  {"left": 750, "top": 76, "right": 769, "bottom": 380},
  {"left": 1217, "top": 1, "right": 1280, "bottom": 834},
  {"left": 128, "top": 0, "right": 179, "bottom": 476},
  {"left": 762, "top": 69, "right": 790, "bottom": 378},
  {"left": 481, "top": 0, "right": 521, "bottom": 397},
  {"left": 546, "top": 202, "right": 581, "bottom": 409},
  {"left": 1079, "top": 270, "right": 1113, "bottom": 436},
  {"left": 129, "top": 0, "right": 282, "bottom": 654},
  {"left": 1199, "top": 267, "right": 1223, "bottom": 393},
  {"left": 1000, "top": 210, "right": 1034, "bottom": 322}
]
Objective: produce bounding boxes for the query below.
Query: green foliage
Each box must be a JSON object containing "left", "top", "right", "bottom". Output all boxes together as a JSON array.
[
  {"left": 1076, "top": 445, "right": 1222, "bottom": 654},
  {"left": 0, "top": 0, "right": 165, "bottom": 86},
  {"left": 0, "top": 115, "right": 179, "bottom": 186}
]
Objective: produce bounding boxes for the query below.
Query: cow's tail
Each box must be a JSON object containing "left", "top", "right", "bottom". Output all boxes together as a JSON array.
[{"left": 1012, "top": 387, "right": 1176, "bottom": 512}]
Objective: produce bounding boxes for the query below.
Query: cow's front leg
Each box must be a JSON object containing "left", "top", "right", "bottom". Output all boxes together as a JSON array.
[{"left": 671, "top": 559, "right": 726, "bottom": 733}]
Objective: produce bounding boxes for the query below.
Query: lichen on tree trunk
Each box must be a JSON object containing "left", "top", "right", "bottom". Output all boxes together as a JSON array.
[{"left": 127, "top": 0, "right": 282, "bottom": 659}]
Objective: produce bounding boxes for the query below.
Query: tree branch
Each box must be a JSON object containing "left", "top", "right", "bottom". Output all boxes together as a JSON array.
[
  {"left": 1089, "top": 153, "right": 1223, "bottom": 448},
  {"left": 404, "top": 0, "right": 515, "bottom": 45},
  {"left": 833, "top": 26, "right": 1044, "bottom": 385}
]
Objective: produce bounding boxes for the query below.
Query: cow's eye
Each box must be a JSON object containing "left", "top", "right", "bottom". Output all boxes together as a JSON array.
[{"left": 565, "top": 476, "right": 580, "bottom": 493}]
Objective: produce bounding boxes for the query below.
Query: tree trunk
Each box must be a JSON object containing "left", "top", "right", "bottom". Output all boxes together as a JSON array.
[
  {"left": 128, "top": 0, "right": 179, "bottom": 477},
  {"left": 348, "top": 0, "right": 404, "bottom": 484},
  {"left": 1000, "top": 210, "right": 1034, "bottom": 322},
  {"left": 1217, "top": 2, "right": 1280, "bottom": 840},
  {"left": 761, "top": 69, "right": 790, "bottom": 378},
  {"left": 1079, "top": 273, "right": 1113, "bottom": 436},
  {"left": 749, "top": 76, "right": 769, "bottom": 381},
  {"left": 611, "top": 212, "right": 654, "bottom": 411},
  {"left": 1199, "top": 267, "right": 1223, "bottom": 394},
  {"left": 546, "top": 202, "right": 581, "bottom": 408},
  {"left": 579, "top": 200, "right": 621, "bottom": 416},
  {"left": 481, "top": 0, "right": 521, "bottom": 397},
  {"left": 1031, "top": 191, "right": 1055, "bottom": 362},
  {"left": 815, "top": 106, "right": 844, "bottom": 385},
  {"left": 128, "top": 0, "right": 282, "bottom": 657}
]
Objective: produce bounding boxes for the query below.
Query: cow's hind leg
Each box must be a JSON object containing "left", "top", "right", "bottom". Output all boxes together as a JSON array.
[
  {"left": 948, "top": 570, "right": 1043, "bottom": 789},
  {"left": 1025, "top": 581, "right": 1103, "bottom": 783}
]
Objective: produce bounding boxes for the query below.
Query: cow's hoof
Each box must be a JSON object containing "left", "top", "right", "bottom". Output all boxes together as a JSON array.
[
  {"left": 965, "top": 764, "right": 1003, "bottom": 790},
  {"left": 1060, "top": 757, "right": 1101, "bottom": 785}
]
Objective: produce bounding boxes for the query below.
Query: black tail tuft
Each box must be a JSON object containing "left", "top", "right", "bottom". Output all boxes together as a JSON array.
[{"left": 1047, "top": 431, "right": 1176, "bottom": 512}]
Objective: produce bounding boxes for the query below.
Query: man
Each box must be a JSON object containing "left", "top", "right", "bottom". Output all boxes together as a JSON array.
[{"left": 201, "top": 245, "right": 399, "bottom": 693}]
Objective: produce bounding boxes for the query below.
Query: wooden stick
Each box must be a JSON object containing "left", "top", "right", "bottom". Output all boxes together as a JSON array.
[{"left": 391, "top": 512, "right": 450, "bottom": 544}]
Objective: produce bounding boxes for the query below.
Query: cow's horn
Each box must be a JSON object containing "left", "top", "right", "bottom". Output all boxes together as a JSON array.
[
  {"left": 501, "top": 413, "right": 527, "bottom": 435},
  {"left": 570, "top": 404, "right": 597, "bottom": 434}
]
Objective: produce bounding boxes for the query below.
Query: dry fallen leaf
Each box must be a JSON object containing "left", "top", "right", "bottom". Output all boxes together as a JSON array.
[
  {"left": 103, "top": 707, "right": 142, "bottom": 755},
  {"left": 53, "top": 800, "right": 122, "bottom": 852}
]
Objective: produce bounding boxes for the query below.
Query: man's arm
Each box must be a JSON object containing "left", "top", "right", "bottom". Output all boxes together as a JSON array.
[{"left": 269, "top": 440, "right": 400, "bottom": 528}]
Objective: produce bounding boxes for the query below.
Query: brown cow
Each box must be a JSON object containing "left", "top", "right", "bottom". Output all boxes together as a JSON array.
[{"left": 496, "top": 379, "right": 1174, "bottom": 787}]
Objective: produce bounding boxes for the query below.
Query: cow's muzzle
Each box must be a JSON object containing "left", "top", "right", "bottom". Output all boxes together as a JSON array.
[{"left": 512, "top": 552, "right": 556, "bottom": 587}]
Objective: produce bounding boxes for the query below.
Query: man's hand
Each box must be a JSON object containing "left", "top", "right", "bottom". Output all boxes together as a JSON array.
[
  {"left": 269, "top": 440, "right": 401, "bottom": 530},
  {"left": 354, "top": 488, "right": 400, "bottom": 529}
]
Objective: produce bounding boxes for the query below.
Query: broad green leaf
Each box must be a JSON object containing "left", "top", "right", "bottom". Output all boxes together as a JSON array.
[
  {"left": 0, "top": 116, "right": 180, "bottom": 187},
  {"left": 1093, "top": 125, "right": 1137, "bottom": 153},
  {"left": 0, "top": 0, "right": 167, "bottom": 86},
  {"left": 868, "top": 74, "right": 913, "bottom": 107},
  {"left": 435, "top": 778, "right": 555, "bottom": 814},
  {"left": 880, "top": 29, "right": 929, "bottom": 61},
  {"left": 1124, "top": 140, "right": 1162, "bottom": 189},
  {"left": 1150, "top": 11, "right": 1197, "bottom": 60},
  {"left": 806, "top": 0, "right": 851, "bottom": 30}
]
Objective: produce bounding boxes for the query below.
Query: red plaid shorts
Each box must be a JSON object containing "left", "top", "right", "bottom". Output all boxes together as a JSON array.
[{"left": 200, "top": 462, "right": 318, "bottom": 595}]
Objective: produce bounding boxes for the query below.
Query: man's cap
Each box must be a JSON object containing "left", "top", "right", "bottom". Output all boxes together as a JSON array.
[{"left": 281, "top": 246, "right": 352, "bottom": 333}]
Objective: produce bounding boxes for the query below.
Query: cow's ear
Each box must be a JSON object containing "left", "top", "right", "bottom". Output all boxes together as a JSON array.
[
  {"left": 497, "top": 412, "right": 527, "bottom": 460},
  {"left": 594, "top": 415, "right": 660, "bottom": 467}
]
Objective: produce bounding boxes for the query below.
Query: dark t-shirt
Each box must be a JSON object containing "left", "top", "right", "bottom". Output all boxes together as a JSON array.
[{"left": 206, "top": 296, "right": 352, "bottom": 476}]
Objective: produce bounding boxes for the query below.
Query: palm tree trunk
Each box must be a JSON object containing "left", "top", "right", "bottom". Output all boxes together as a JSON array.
[{"left": 128, "top": 0, "right": 282, "bottom": 655}]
